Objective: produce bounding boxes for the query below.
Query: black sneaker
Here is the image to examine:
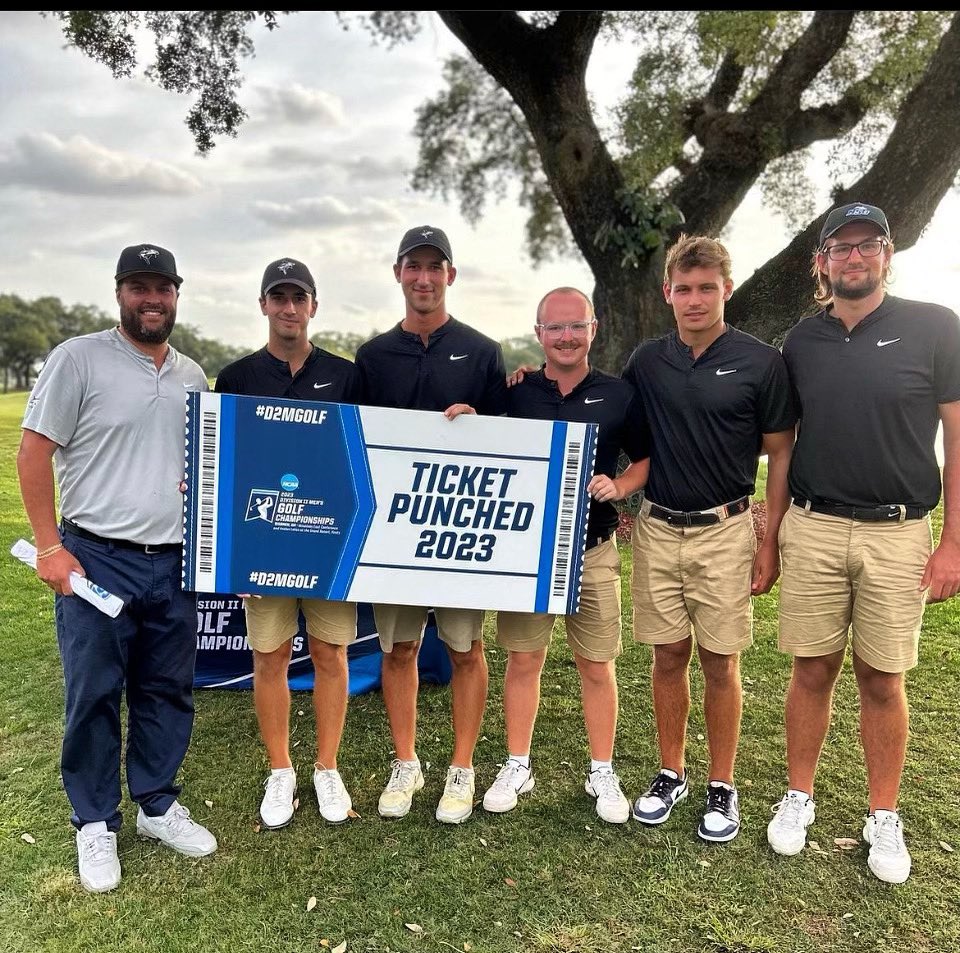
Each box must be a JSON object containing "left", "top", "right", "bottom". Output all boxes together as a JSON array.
[
  {"left": 632, "top": 768, "right": 689, "bottom": 825},
  {"left": 698, "top": 782, "right": 740, "bottom": 843}
]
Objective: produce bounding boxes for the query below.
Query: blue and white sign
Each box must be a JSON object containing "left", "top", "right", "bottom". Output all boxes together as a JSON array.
[{"left": 183, "top": 393, "right": 597, "bottom": 614}]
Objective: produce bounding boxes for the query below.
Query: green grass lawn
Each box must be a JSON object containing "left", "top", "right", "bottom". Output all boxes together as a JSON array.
[{"left": 1, "top": 390, "right": 958, "bottom": 953}]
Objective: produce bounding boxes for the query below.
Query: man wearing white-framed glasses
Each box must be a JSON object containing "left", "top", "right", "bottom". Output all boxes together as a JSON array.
[{"left": 769, "top": 202, "right": 960, "bottom": 884}]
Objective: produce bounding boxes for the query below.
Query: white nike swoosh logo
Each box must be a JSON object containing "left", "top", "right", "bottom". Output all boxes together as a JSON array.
[
  {"left": 313, "top": 382, "right": 333, "bottom": 389},
  {"left": 876, "top": 338, "right": 901, "bottom": 347},
  {"left": 449, "top": 354, "right": 469, "bottom": 361},
  {"left": 716, "top": 369, "right": 737, "bottom": 376},
  {"left": 584, "top": 397, "right": 604, "bottom": 404}
]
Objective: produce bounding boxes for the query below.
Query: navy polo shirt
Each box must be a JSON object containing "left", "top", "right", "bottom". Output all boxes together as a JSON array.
[
  {"left": 508, "top": 367, "right": 651, "bottom": 539},
  {"left": 355, "top": 316, "right": 508, "bottom": 415},
  {"left": 622, "top": 325, "right": 796, "bottom": 511},
  {"left": 783, "top": 295, "right": 960, "bottom": 509},
  {"left": 215, "top": 345, "right": 362, "bottom": 403}
]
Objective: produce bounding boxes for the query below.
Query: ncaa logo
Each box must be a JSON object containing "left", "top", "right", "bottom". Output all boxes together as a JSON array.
[{"left": 281, "top": 473, "right": 300, "bottom": 491}]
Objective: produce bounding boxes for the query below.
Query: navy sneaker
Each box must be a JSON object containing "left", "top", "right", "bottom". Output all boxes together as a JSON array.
[
  {"left": 698, "top": 782, "right": 740, "bottom": 843},
  {"left": 632, "top": 768, "right": 689, "bottom": 825}
]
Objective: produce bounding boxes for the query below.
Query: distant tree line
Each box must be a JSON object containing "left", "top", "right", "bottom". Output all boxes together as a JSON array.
[{"left": 3, "top": 295, "right": 546, "bottom": 392}]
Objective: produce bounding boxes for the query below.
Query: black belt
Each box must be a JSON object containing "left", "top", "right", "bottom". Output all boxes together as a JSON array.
[
  {"left": 61, "top": 519, "right": 181, "bottom": 554},
  {"left": 585, "top": 531, "right": 615, "bottom": 551},
  {"left": 646, "top": 496, "right": 751, "bottom": 527},
  {"left": 792, "top": 497, "right": 928, "bottom": 522}
]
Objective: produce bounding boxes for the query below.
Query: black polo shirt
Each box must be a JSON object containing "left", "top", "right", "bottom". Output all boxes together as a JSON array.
[
  {"left": 783, "top": 295, "right": 960, "bottom": 509},
  {"left": 622, "top": 325, "right": 796, "bottom": 511},
  {"left": 215, "top": 345, "right": 362, "bottom": 403},
  {"left": 508, "top": 368, "right": 651, "bottom": 539},
  {"left": 355, "top": 316, "right": 508, "bottom": 415}
]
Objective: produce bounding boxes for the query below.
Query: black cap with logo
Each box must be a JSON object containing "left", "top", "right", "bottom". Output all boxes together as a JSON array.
[
  {"left": 819, "top": 203, "right": 891, "bottom": 246},
  {"left": 260, "top": 258, "right": 317, "bottom": 297},
  {"left": 115, "top": 244, "right": 183, "bottom": 287},
  {"left": 397, "top": 226, "right": 453, "bottom": 264}
]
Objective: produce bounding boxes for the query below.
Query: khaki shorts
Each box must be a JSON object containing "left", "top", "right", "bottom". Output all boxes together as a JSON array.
[
  {"left": 496, "top": 537, "right": 622, "bottom": 662},
  {"left": 374, "top": 604, "right": 485, "bottom": 654},
  {"left": 631, "top": 505, "right": 756, "bottom": 655},
  {"left": 778, "top": 505, "right": 932, "bottom": 673},
  {"left": 243, "top": 596, "right": 357, "bottom": 654}
]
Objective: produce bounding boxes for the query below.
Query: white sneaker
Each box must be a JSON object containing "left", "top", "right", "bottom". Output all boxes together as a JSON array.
[
  {"left": 260, "top": 768, "right": 297, "bottom": 829},
  {"left": 767, "top": 791, "right": 815, "bottom": 856},
  {"left": 378, "top": 759, "right": 425, "bottom": 819},
  {"left": 585, "top": 768, "right": 630, "bottom": 824},
  {"left": 136, "top": 801, "right": 218, "bottom": 856},
  {"left": 76, "top": 821, "right": 120, "bottom": 892},
  {"left": 863, "top": 811, "right": 912, "bottom": 884},
  {"left": 314, "top": 767, "right": 352, "bottom": 824},
  {"left": 483, "top": 760, "right": 535, "bottom": 814},
  {"left": 436, "top": 766, "right": 476, "bottom": 824}
]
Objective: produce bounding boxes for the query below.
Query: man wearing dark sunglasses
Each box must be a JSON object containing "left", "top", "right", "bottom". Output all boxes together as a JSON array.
[{"left": 769, "top": 202, "right": 960, "bottom": 884}]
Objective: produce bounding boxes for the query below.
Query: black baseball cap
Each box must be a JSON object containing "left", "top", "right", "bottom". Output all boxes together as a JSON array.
[
  {"left": 115, "top": 244, "right": 182, "bottom": 287},
  {"left": 397, "top": 226, "right": 453, "bottom": 264},
  {"left": 260, "top": 258, "right": 316, "bottom": 297},
  {"left": 819, "top": 203, "right": 890, "bottom": 246}
]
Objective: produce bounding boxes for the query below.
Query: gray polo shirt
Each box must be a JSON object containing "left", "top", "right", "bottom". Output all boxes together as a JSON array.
[
  {"left": 783, "top": 295, "right": 960, "bottom": 509},
  {"left": 22, "top": 327, "right": 208, "bottom": 543}
]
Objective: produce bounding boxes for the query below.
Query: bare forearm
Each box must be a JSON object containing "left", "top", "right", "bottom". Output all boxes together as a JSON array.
[{"left": 17, "top": 442, "right": 60, "bottom": 550}]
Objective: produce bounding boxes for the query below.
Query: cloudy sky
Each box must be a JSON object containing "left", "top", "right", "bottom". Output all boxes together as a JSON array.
[{"left": 1, "top": 11, "right": 958, "bottom": 355}]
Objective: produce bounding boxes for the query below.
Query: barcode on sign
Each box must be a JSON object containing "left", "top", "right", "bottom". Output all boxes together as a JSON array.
[
  {"left": 552, "top": 439, "right": 581, "bottom": 597},
  {"left": 198, "top": 410, "right": 219, "bottom": 575}
]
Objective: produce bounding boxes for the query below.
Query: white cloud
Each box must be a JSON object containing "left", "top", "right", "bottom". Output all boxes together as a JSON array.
[
  {"left": 0, "top": 132, "right": 202, "bottom": 197},
  {"left": 255, "top": 82, "right": 345, "bottom": 125},
  {"left": 250, "top": 196, "right": 403, "bottom": 227}
]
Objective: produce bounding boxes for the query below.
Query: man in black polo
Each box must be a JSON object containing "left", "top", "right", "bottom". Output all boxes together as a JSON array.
[
  {"left": 355, "top": 226, "right": 508, "bottom": 824},
  {"left": 484, "top": 287, "right": 649, "bottom": 823},
  {"left": 215, "top": 258, "right": 362, "bottom": 830},
  {"left": 623, "top": 234, "right": 795, "bottom": 843},
  {"left": 767, "top": 202, "right": 960, "bottom": 884}
]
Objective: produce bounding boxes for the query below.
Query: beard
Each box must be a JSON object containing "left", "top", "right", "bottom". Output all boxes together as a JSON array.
[
  {"left": 832, "top": 270, "right": 882, "bottom": 301},
  {"left": 119, "top": 303, "right": 177, "bottom": 344}
]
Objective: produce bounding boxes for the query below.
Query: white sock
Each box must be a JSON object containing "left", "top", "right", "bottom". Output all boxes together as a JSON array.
[
  {"left": 591, "top": 759, "right": 613, "bottom": 775},
  {"left": 873, "top": 808, "right": 899, "bottom": 821},
  {"left": 508, "top": 754, "right": 530, "bottom": 770},
  {"left": 271, "top": 766, "right": 295, "bottom": 776},
  {"left": 787, "top": 788, "right": 812, "bottom": 802}
]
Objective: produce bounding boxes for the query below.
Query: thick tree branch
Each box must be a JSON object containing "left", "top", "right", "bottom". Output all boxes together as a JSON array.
[{"left": 746, "top": 11, "right": 856, "bottom": 120}]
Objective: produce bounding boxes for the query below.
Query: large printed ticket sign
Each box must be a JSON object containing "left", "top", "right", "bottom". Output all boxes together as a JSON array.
[{"left": 183, "top": 393, "right": 597, "bottom": 614}]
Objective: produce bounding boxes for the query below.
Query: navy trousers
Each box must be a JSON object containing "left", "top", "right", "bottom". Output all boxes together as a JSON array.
[{"left": 56, "top": 533, "right": 197, "bottom": 831}]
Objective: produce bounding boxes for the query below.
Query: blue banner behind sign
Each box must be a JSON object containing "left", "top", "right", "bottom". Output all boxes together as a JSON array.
[{"left": 194, "top": 598, "right": 451, "bottom": 692}]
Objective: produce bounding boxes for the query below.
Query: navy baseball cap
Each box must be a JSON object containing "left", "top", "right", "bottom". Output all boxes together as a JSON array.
[
  {"left": 261, "top": 258, "right": 316, "bottom": 297},
  {"left": 115, "top": 244, "right": 182, "bottom": 287},
  {"left": 397, "top": 226, "right": 453, "bottom": 264},
  {"left": 819, "top": 203, "right": 890, "bottom": 246}
]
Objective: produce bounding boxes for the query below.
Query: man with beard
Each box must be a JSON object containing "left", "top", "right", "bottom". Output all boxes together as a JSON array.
[
  {"left": 17, "top": 244, "right": 216, "bottom": 893},
  {"left": 767, "top": 203, "right": 960, "bottom": 884},
  {"left": 216, "top": 258, "right": 362, "bottom": 830},
  {"left": 355, "top": 226, "right": 508, "bottom": 825}
]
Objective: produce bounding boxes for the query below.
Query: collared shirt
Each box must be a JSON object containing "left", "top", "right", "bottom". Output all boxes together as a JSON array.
[
  {"left": 783, "top": 295, "right": 960, "bottom": 509},
  {"left": 507, "top": 367, "right": 650, "bottom": 539},
  {"left": 22, "top": 328, "right": 208, "bottom": 543},
  {"left": 355, "top": 316, "right": 508, "bottom": 415},
  {"left": 215, "top": 345, "right": 361, "bottom": 403},
  {"left": 623, "top": 325, "right": 795, "bottom": 511}
]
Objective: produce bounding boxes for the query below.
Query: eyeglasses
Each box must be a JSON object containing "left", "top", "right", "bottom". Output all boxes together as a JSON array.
[
  {"left": 821, "top": 238, "right": 888, "bottom": 261},
  {"left": 536, "top": 320, "right": 596, "bottom": 338}
]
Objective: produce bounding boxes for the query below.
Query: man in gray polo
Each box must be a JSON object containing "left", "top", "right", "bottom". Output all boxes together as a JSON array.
[
  {"left": 18, "top": 244, "right": 217, "bottom": 892},
  {"left": 768, "top": 203, "right": 960, "bottom": 883}
]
